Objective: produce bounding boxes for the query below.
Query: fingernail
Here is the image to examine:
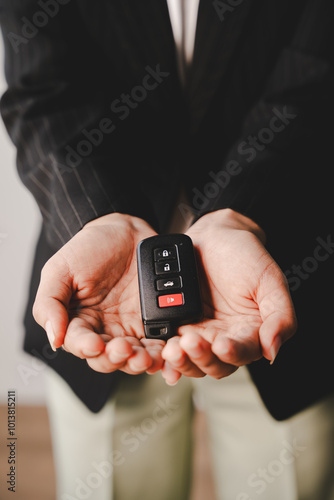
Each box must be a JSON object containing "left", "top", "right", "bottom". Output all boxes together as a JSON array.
[
  {"left": 82, "top": 350, "right": 102, "bottom": 357},
  {"left": 165, "top": 379, "right": 178, "bottom": 386},
  {"left": 45, "top": 321, "right": 57, "bottom": 352},
  {"left": 270, "top": 337, "right": 282, "bottom": 365}
]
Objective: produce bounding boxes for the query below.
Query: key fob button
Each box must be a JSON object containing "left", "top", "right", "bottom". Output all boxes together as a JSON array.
[
  {"left": 158, "top": 293, "right": 184, "bottom": 308},
  {"left": 155, "top": 260, "right": 179, "bottom": 275},
  {"left": 156, "top": 277, "right": 182, "bottom": 291},
  {"left": 154, "top": 247, "right": 177, "bottom": 261}
]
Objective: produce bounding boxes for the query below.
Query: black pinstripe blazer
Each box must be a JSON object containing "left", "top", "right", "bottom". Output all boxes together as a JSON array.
[{"left": 0, "top": 0, "right": 333, "bottom": 420}]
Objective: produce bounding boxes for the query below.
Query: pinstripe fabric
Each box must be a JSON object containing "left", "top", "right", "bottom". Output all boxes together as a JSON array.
[
  {"left": 0, "top": 0, "right": 334, "bottom": 418},
  {"left": 0, "top": 0, "right": 173, "bottom": 249}
]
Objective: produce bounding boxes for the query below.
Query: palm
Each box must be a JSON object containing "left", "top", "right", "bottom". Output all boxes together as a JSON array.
[
  {"left": 189, "top": 231, "right": 269, "bottom": 358},
  {"left": 33, "top": 214, "right": 163, "bottom": 374},
  {"left": 182, "top": 223, "right": 293, "bottom": 363},
  {"left": 159, "top": 212, "right": 296, "bottom": 385},
  {"left": 64, "top": 223, "right": 146, "bottom": 341}
]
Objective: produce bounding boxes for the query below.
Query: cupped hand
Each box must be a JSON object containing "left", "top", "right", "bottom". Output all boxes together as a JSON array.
[
  {"left": 161, "top": 209, "right": 297, "bottom": 384},
  {"left": 33, "top": 213, "right": 165, "bottom": 374}
]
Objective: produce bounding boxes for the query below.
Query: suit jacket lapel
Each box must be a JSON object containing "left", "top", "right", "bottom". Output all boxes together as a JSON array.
[
  {"left": 187, "top": 0, "right": 256, "bottom": 134},
  {"left": 106, "top": 1, "right": 257, "bottom": 134}
]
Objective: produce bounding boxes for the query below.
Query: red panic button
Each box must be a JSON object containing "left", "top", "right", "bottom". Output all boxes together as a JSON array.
[{"left": 158, "top": 293, "right": 184, "bottom": 308}]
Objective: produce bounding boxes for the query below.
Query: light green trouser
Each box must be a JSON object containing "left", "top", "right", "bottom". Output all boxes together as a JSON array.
[
  {"left": 46, "top": 366, "right": 334, "bottom": 500},
  {"left": 45, "top": 369, "right": 194, "bottom": 500},
  {"left": 194, "top": 368, "right": 334, "bottom": 500}
]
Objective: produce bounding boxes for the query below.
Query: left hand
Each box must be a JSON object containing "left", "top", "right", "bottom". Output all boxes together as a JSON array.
[
  {"left": 161, "top": 209, "right": 297, "bottom": 385},
  {"left": 33, "top": 213, "right": 165, "bottom": 375}
]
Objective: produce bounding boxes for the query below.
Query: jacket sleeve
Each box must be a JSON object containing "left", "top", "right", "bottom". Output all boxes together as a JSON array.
[
  {"left": 0, "top": 0, "right": 158, "bottom": 251},
  {"left": 190, "top": 0, "right": 334, "bottom": 238}
]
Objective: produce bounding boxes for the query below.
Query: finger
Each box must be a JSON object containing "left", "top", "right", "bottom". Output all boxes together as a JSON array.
[
  {"left": 161, "top": 361, "right": 182, "bottom": 386},
  {"left": 88, "top": 338, "right": 154, "bottom": 374},
  {"left": 87, "top": 350, "right": 130, "bottom": 373},
  {"left": 181, "top": 318, "right": 262, "bottom": 368},
  {"left": 32, "top": 256, "right": 72, "bottom": 350},
  {"left": 106, "top": 337, "right": 153, "bottom": 373},
  {"left": 107, "top": 337, "right": 134, "bottom": 364},
  {"left": 256, "top": 268, "right": 297, "bottom": 362},
  {"left": 211, "top": 323, "right": 262, "bottom": 366},
  {"left": 141, "top": 339, "right": 165, "bottom": 374},
  {"left": 179, "top": 331, "right": 237, "bottom": 378},
  {"left": 88, "top": 338, "right": 135, "bottom": 373},
  {"left": 259, "top": 310, "right": 297, "bottom": 364},
  {"left": 162, "top": 337, "right": 206, "bottom": 378},
  {"left": 125, "top": 345, "right": 154, "bottom": 374},
  {"left": 63, "top": 318, "right": 106, "bottom": 358}
]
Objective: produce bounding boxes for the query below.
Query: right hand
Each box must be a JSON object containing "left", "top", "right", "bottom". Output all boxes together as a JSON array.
[
  {"left": 32, "top": 213, "right": 165, "bottom": 375},
  {"left": 161, "top": 209, "right": 297, "bottom": 385}
]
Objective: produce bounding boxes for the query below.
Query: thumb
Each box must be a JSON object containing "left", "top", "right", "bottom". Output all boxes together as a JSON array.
[
  {"left": 32, "top": 255, "right": 72, "bottom": 350},
  {"left": 256, "top": 263, "right": 297, "bottom": 363}
]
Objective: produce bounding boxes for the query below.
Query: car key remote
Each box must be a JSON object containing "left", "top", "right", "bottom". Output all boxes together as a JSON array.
[{"left": 137, "top": 234, "right": 202, "bottom": 340}]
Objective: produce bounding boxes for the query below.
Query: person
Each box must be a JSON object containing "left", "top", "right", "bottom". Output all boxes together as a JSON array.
[{"left": 1, "top": 1, "right": 334, "bottom": 499}]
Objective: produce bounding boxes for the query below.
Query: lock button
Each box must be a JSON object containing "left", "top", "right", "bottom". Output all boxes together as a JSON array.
[
  {"left": 155, "top": 260, "right": 179, "bottom": 275},
  {"left": 154, "top": 247, "right": 177, "bottom": 261}
]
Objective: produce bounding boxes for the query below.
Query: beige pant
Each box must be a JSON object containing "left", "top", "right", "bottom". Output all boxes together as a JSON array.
[
  {"left": 194, "top": 368, "right": 334, "bottom": 500},
  {"left": 45, "top": 367, "right": 334, "bottom": 500},
  {"left": 45, "top": 369, "right": 194, "bottom": 500}
]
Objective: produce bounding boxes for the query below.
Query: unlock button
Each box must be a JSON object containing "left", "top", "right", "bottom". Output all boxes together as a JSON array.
[{"left": 155, "top": 260, "right": 179, "bottom": 275}]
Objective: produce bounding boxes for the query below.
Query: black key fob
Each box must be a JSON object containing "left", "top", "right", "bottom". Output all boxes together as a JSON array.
[{"left": 137, "top": 234, "right": 202, "bottom": 340}]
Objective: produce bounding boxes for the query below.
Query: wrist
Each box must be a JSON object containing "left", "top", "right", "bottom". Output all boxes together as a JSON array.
[
  {"left": 83, "top": 212, "right": 155, "bottom": 234},
  {"left": 190, "top": 209, "right": 266, "bottom": 245}
]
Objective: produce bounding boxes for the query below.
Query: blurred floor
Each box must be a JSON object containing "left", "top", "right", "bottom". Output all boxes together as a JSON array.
[{"left": 0, "top": 405, "right": 216, "bottom": 500}]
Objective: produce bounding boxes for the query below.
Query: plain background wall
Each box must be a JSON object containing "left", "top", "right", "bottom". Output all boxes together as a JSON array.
[{"left": 0, "top": 39, "right": 47, "bottom": 404}]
